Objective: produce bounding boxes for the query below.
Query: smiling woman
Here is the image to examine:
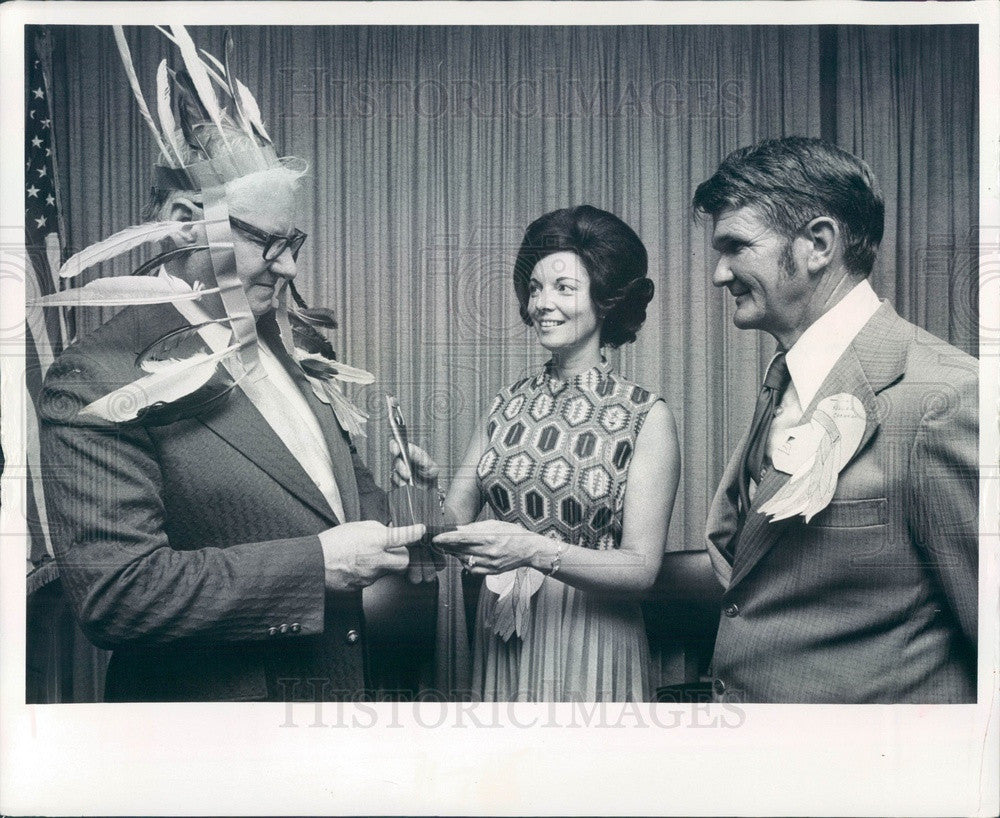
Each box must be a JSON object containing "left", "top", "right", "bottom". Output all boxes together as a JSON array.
[
  {"left": 403, "top": 205, "right": 681, "bottom": 702},
  {"left": 525, "top": 251, "right": 601, "bottom": 361}
]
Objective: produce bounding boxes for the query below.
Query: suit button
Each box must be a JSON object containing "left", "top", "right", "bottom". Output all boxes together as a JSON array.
[
  {"left": 267, "top": 627, "right": 278, "bottom": 637},
  {"left": 345, "top": 629, "right": 360, "bottom": 645},
  {"left": 713, "top": 678, "right": 726, "bottom": 696},
  {"left": 290, "top": 623, "right": 301, "bottom": 633},
  {"left": 279, "top": 623, "right": 289, "bottom": 634},
  {"left": 724, "top": 603, "right": 740, "bottom": 618}
]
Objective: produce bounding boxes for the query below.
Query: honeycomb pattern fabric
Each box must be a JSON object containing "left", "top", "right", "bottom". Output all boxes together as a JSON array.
[
  {"left": 477, "top": 358, "right": 659, "bottom": 549},
  {"left": 471, "top": 359, "right": 660, "bottom": 701}
]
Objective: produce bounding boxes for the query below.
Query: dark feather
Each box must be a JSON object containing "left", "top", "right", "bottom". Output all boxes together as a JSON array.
[
  {"left": 172, "top": 69, "right": 211, "bottom": 154},
  {"left": 289, "top": 314, "right": 337, "bottom": 360},
  {"left": 173, "top": 69, "right": 210, "bottom": 122},
  {"left": 288, "top": 280, "right": 309, "bottom": 309},
  {"left": 298, "top": 357, "right": 339, "bottom": 379},
  {"left": 288, "top": 283, "right": 339, "bottom": 329}
]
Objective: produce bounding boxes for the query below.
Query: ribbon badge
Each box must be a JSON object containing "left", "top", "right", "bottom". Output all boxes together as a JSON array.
[
  {"left": 484, "top": 567, "right": 546, "bottom": 642},
  {"left": 758, "top": 393, "right": 867, "bottom": 523}
]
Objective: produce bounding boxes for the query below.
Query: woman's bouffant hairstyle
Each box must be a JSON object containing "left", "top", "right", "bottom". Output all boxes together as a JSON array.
[{"left": 513, "top": 205, "right": 654, "bottom": 348}]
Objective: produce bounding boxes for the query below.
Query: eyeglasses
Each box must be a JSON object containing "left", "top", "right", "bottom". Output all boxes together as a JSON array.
[{"left": 229, "top": 215, "right": 307, "bottom": 262}]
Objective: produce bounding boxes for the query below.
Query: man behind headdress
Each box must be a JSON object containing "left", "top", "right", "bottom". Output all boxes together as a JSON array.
[{"left": 37, "top": 26, "right": 424, "bottom": 702}]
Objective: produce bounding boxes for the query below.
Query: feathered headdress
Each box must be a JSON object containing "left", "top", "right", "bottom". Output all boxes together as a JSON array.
[
  {"left": 118, "top": 24, "right": 281, "bottom": 191},
  {"left": 50, "top": 24, "right": 287, "bottom": 284},
  {"left": 34, "top": 25, "right": 372, "bottom": 434}
]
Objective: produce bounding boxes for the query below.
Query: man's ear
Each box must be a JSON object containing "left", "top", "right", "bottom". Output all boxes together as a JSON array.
[
  {"left": 167, "top": 196, "right": 204, "bottom": 246},
  {"left": 804, "top": 216, "right": 838, "bottom": 273}
]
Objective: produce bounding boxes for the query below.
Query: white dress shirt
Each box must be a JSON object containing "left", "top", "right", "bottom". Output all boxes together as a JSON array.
[
  {"left": 249, "top": 344, "right": 346, "bottom": 522},
  {"left": 764, "top": 278, "right": 882, "bottom": 472}
]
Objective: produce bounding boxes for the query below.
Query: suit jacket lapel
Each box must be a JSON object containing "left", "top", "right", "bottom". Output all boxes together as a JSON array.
[
  {"left": 705, "top": 426, "right": 750, "bottom": 586},
  {"left": 725, "top": 301, "right": 908, "bottom": 590},
  {"left": 198, "top": 387, "right": 342, "bottom": 525}
]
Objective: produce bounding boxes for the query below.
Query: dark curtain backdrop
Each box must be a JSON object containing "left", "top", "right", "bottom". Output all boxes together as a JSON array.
[{"left": 36, "top": 24, "right": 978, "bottom": 696}]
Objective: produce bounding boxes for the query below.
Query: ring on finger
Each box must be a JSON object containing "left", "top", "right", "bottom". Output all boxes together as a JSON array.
[{"left": 466, "top": 556, "right": 476, "bottom": 570}]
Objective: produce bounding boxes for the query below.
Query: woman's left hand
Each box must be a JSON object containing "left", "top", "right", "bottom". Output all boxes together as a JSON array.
[{"left": 433, "top": 520, "right": 541, "bottom": 574}]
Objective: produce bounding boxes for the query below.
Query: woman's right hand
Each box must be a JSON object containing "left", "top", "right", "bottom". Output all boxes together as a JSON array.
[
  {"left": 433, "top": 520, "right": 553, "bottom": 575},
  {"left": 389, "top": 440, "right": 440, "bottom": 488}
]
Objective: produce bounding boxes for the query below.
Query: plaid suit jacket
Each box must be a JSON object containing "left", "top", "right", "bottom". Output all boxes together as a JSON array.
[
  {"left": 705, "top": 302, "right": 978, "bottom": 703},
  {"left": 40, "top": 304, "right": 389, "bottom": 701}
]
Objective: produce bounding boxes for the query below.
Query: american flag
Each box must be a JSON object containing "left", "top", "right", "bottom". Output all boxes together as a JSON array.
[
  {"left": 24, "top": 28, "right": 69, "bottom": 571},
  {"left": 25, "top": 53, "right": 59, "bottom": 260}
]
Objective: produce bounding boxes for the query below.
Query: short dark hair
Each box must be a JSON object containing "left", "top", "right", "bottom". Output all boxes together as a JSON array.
[
  {"left": 693, "top": 137, "right": 885, "bottom": 276},
  {"left": 513, "top": 205, "right": 654, "bottom": 348}
]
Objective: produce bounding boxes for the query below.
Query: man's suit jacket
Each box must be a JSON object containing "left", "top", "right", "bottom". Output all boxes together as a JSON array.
[
  {"left": 706, "top": 302, "right": 978, "bottom": 703},
  {"left": 40, "top": 304, "right": 389, "bottom": 702}
]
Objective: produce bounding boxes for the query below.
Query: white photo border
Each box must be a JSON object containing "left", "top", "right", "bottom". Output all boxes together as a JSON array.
[{"left": 1, "top": 2, "right": 997, "bottom": 815}]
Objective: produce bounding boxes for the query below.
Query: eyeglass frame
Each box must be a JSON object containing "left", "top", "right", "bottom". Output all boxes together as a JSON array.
[{"left": 229, "top": 215, "right": 307, "bottom": 261}]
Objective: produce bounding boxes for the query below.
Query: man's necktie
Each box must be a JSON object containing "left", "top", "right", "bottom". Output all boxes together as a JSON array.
[{"left": 737, "top": 351, "right": 790, "bottom": 522}]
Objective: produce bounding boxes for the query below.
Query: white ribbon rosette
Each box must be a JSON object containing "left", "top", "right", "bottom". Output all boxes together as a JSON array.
[
  {"left": 484, "top": 567, "right": 547, "bottom": 642},
  {"left": 759, "top": 393, "right": 867, "bottom": 523}
]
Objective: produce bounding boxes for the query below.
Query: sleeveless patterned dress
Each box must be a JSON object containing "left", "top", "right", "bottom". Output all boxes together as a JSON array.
[{"left": 473, "top": 359, "right": 661, "bottom": 701}]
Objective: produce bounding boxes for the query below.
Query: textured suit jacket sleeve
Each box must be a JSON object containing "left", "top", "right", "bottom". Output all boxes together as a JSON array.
[
  {"left": 907, "top": 368, "right": 979, "bottom": 649},
  {"left": 40, "top": 353, "right": 327, "bottom": 651}
]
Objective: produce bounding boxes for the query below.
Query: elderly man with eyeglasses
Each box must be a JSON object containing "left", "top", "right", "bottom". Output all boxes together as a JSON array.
[{"left": 37, "top": 27, "right": 424, "bottom": 702}]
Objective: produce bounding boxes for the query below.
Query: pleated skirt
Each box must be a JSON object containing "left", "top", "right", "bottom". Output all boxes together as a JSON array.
[{"left": 471, "top": 576, "right": 651, "bottom": 702}]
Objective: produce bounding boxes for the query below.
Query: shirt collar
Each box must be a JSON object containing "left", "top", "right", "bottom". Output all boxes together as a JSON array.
[
  {"left": 784, "top": 278, "right": 882, "bottom": 410},
  {"left": 538, "top": 356, "right": 613, "bottom": 395}
]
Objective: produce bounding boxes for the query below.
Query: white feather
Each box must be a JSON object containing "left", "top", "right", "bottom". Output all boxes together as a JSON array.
[
  {"left": 759, "top": 474, "right": 812, "bottom": 522},
  {"left": 32, "top": 269, "right": 218, "bottom": 307},
  {"left": 198, "top": 49, "right": 227, "bottom": 81},
  {"left": 759, "top": 436, "right": 832, "bottom": 522},
  {"left": 154, "top": 25, "right": 228, "bottom": 90},
  {"left": 328, "top": 361, "right": 376, "bottom": 384},
  {"left": 220, "top": 34, "right": 259, "bottom": 147},
  {"left": 305, "top": 377, "right": 369, "bottom": 439},
  {"left": 802, "top": 436, "right": 841, "bottom": 523},
  {"left": 78, "top": 344, "right": 240, "bottom": 423},
  {"left": 156, "top": 60, "right": 186, "bottom": 168},
  {"left": 113, "top": 26, "right": 174, "bottom": 165},
  {"left": 59, "top": 220, "right": 204, "bottom": 279},
  {"left": 170, "top": 25, "right": 230, "bottom": 147},
  {"left": 236, "top": 79, "right": 272, "bottom": 144}
]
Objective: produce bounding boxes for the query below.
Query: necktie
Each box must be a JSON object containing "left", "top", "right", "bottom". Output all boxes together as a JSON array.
[{"left": 737, "top": 351, "right": 790, "bottom": 521}]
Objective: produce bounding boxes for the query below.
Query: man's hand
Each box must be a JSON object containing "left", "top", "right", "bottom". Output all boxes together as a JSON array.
[
  {"left": 389, "top": 440, "right": 440, "bottom": 489},
  {"left": 318, "top": 521, "right": 424, "bottom": 591}
]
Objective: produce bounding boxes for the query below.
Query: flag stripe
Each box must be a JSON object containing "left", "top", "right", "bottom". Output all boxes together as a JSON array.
[
  {"left": 25, "top": 254, "right": 56, "bottom": 374},
  {"left": 25, "top": 27, "right": 65, "bottom": 570},
  {"left": 24, "top": 284, "right": 57, "bottom": 563}
]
